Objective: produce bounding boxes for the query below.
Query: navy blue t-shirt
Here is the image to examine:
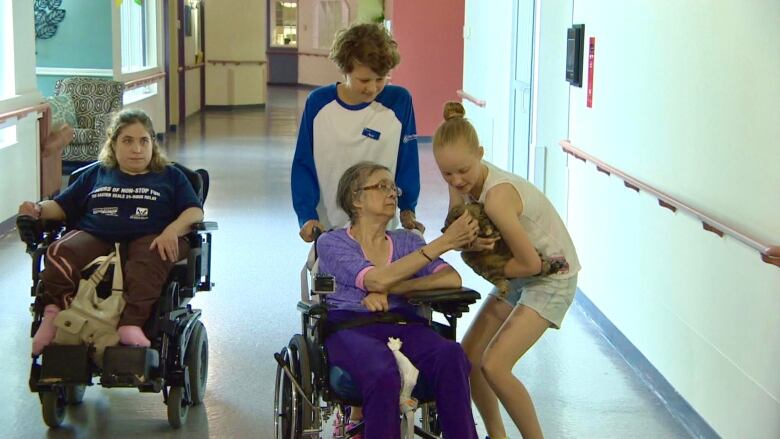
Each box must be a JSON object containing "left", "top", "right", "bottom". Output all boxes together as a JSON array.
[{"left": 54, "top": 165, "right": 202, "bottom": 242}]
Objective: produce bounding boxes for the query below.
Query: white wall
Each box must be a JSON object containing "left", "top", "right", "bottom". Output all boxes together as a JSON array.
[
  {"left": 1, "top": 0, "right": 43, "bottom": 221},
  {"left": 204, "top": 0, "right": 267, "bottom": 105},
  {"left": 567, "top": 1, "right": 780, "bottom": 437},
  {"left": 462, "top": 0, "right": 512, "bottom": 170}
]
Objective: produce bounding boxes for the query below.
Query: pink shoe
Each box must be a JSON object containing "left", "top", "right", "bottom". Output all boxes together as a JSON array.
[
  {"left": 118, "top": 325, "right": 151, "bottom": 347},
  {"left": 32, "top": 304, "right": 61, "bottom": 355}
]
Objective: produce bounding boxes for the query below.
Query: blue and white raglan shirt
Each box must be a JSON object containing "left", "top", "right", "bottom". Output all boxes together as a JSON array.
[{"left": 291, "top": 83, "right": 420, "bottom": 229}]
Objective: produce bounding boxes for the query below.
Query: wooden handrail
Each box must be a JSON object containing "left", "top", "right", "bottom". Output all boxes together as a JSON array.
[
  {"left": 177, "top": 63, "right": 204, "bottom": 72},
  {"left": 207, "top": 59, "right": 266, "bottom": 66},
  {"left": 298, "top": 51, "right": 329, "bottom": 58},
  {"left": 0, "top": 103, "right": 50, "bottom": 126},
  {"left": 124, "top": 72, "right": 166, "bottom": 90},
  {"left": 457, "top": 90, "right": 486, "bottom": 108},
  {"left": 560, "top": 140, "right": 779, "bottom": 268}
]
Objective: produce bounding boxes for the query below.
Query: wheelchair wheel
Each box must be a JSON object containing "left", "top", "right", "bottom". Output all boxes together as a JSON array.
[
  {"left": 185, "top": 321, "right": 208, "bottom": 405},
  {"left": 288, "top": 334, "right": 315, "bottom": 434},
  {"left": 167, "top": 386, "right": 189, "bottom": 429},
  {"left": 65, "top": 384, "right": 86, "bottom": 405},
  {"left": 41, "top": 389, "right": 65, "bottom": 428},
  {"left": 274, "top": 335, "right": 315, "bottom": 438},
  {"left": 274, "top": 347, "right": 293, "bottom": 438}
]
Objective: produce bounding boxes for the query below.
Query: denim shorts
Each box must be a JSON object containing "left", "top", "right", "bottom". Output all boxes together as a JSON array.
[{"left": 489, "top": 274, "right": 578, "bottom": 329}]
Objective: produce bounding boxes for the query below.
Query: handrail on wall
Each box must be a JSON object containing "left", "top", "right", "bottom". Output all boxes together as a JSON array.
[
  {"left": 177, "top": 63, "right": 205, "bottom": 72},
  {"left": 124, "top": 72, "right": 166, "bottom": 91},
  {"left": 560, "top": 140, "right": 780, "bottom": 268},
  {"left": 457, "top": 90, "right": 486, "bottom": 108},
  {"left": 297, "top": 52, "right": 329, "bottom": 58},
  {"left": 206, "top": 59, "right": 266, "bottom": 66},
  {"left": 0, "top": 103, "right": 49, "bottom": 126}
]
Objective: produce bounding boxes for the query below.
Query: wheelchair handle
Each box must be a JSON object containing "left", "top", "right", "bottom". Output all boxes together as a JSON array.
[{"left": 273, "top": 352, "right": 318, "bottom": 411}]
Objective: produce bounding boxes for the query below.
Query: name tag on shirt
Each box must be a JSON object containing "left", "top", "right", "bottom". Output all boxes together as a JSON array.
[{"left": 362, "top": 128, "right": 381, "bottom": 140}]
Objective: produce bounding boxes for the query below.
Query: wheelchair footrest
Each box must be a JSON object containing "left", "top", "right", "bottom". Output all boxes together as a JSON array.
[
  {"left": 101, "top": 346, "right": 160, "bottom": 387},
  {"left": 38, "top": 344, "right": 93, "bottom": 386}
]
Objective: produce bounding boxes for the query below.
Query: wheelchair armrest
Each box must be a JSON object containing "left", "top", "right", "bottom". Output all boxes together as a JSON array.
[
  {"left": 406, "top": 287, "right": 481, "bottom": 306},
  {"left": 407, "top": 287, "right": 482, "bottom": 319},
  {"left": 16, "top": 215, "right": 64, "bottom": 251},
  {"left": 191, "top": 221, "right": 218, "bottom": 232}
]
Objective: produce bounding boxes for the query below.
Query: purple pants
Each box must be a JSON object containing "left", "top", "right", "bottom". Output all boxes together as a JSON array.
[{"left": 325, "top": 314, "right": 479, "bottom": 439}]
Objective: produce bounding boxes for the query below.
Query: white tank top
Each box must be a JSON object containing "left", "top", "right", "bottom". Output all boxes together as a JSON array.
[{"left": 465, "top": 161, "right": 580, "bottom": 278}]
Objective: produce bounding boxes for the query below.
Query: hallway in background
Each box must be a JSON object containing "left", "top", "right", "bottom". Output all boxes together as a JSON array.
[{"left": 0, "top": 86, "right": 693, "bottom": 438}]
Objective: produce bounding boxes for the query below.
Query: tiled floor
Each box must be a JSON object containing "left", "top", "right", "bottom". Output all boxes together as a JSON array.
[{"left": 0, "top": 86, "right": 692, "bottom": 438}]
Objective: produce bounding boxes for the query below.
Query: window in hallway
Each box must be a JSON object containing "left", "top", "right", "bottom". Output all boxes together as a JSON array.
[
  {"left": 314, "top": 0, "right": 348, "bottom": 50},
  {"left": 271, "top": 1, "right": 297, "bottom": 47},
  {"left": 120, "top": 0, "right": 157, "bottom": 74}
]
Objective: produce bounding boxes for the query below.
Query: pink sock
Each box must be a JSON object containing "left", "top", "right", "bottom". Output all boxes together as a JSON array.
[
  {"left": 32, "top": 304, "right": 61, "bottom": 355},
  {"left": 118, "top": 325, "right": 151, "bottom": 347}
]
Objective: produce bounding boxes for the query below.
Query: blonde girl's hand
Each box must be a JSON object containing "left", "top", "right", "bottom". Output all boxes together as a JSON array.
[
  {"left": 150, "top": 228, "right": 180, "bottom": 262},
  {"left": 362, "top": 292, "right": 389, "bottom": 312},
  {"left": 442, "top": 210, "right": 479, "bottom": 250}
]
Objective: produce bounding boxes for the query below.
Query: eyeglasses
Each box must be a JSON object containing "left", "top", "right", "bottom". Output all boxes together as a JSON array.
[{"left": 358, "top": 182, "right": 402, "bottom": 197}]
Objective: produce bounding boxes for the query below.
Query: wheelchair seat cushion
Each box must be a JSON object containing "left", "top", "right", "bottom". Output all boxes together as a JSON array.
[{"left": 329, "top": 365, "right": 435, "bottom": 405}]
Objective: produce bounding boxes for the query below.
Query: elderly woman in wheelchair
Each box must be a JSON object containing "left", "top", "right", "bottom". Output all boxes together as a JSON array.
[
  {"left": 276, "top": 161, "right": 481, "bottom": 439},
  {"left": 17, "top": 108, "right": 216, "bottom": 428}
]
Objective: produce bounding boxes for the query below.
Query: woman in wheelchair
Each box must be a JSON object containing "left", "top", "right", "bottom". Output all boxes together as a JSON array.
[
  {"left": 316, "top": 161, "right": 481, "bottom": 438},
  {"left": 18, "top": 108, "right": 204, "bottom": 355}
]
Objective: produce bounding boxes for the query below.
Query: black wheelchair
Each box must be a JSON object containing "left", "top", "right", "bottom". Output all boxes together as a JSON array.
[
  {"left": 273, "top": 243, "right": 481, "bottom": 438},
  {"left": 17, "top": 162, "right": 217, "bottom": 429}
]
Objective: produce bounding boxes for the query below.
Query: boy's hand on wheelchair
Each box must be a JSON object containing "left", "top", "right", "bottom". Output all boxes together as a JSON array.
[
  {"left": 150, "top": 229, "right": 180, "bottom": 261},
  {"left": 400, "top": 210, "right": 425, "bottom": 234},
  {"left": 300, "top": 219, "right": 325, "bottom": 242},
  {"left": 362, "top": 292, "right": 389, "bottom": 312}
]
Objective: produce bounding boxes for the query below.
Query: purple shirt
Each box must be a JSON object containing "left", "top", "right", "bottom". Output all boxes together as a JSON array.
[{"left": 316, "top": 228, "right": 450, "bottom": 313}]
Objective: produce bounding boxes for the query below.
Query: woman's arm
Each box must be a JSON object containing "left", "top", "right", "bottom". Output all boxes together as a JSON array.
[
  {"left": 387, "top": 266, "right": 461, "bottom": 295},
  {"left": 18, "top": 200, "right": 67, "bottom": 221},
  {"left": 484, "top": 184, "right": 542, "bottom": 278},
  {"left": 165, "top": 207, "right": 204, "bottom": 236},
  {"left": 150, "top": 207, "right": 204, "bottom": 262},
  {"left": 363, "top": 213, "right": 478, "bottom": 292}
]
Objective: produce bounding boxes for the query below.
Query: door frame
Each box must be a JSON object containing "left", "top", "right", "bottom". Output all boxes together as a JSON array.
[{"left": 508, "top": 0, "right": 537, "bottom": 180}]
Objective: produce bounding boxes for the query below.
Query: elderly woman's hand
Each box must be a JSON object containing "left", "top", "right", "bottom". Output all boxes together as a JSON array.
[
  {"left": 462, "top": 236, "right": 500, "bottom": 252},
  {"left": 362, "top": 292, "right": 389, "bottom": 312},
  {"left": 150, "top": 227, "right": 180, "bottom": 262},
  {"left": 442, "top": 210, "right": 479, "bottom": 250}
]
